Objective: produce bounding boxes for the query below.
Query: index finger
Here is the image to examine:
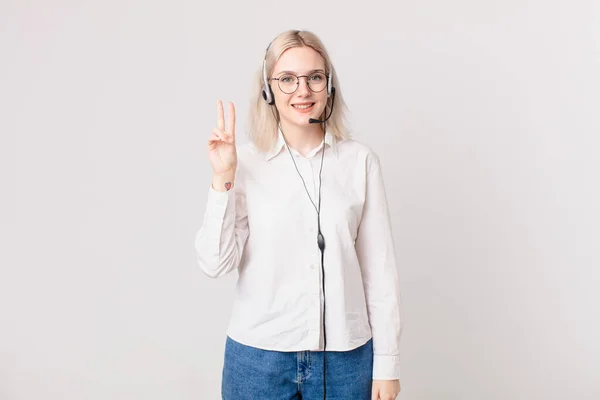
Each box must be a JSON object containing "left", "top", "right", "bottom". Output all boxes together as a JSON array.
[
  {"left": 227, "top": 101, "right": 236, "bottom": 137},
  {"left": 216, "top": 100, "right": 225, "bottom": 131}
]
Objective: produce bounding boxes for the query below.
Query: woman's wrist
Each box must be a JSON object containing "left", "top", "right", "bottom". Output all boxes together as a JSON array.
[{"left": 212, "top": 170, "right": 235, "bottom": 192}]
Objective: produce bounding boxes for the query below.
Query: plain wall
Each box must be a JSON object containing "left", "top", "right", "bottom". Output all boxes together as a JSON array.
[{"left": 1, "top": 0, "right": 599, "bottom": 399}]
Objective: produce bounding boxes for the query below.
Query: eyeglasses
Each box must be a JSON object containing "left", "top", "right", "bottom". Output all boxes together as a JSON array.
[{"left": 270, "top": 72, "right": 328, "bottom": 94}]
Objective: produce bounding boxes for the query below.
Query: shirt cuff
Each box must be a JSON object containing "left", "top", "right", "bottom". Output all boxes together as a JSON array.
[
  {"left": 205, "top": 184, "right": 233, "bottom": 220},
  {"left": 372, "top": 354, "right": 400, "bottom": 380}
]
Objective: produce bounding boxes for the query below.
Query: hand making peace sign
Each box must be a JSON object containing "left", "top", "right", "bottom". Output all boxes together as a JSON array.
[{"left": 207, "top": 100, "right": 237, "bottom": 176}]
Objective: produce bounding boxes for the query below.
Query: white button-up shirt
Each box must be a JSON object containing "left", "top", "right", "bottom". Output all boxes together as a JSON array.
[{"left": 195, "top": 130, "right": 403, "bottom": 380}]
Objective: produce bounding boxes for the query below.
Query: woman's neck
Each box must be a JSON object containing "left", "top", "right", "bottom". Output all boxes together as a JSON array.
[{"left": 279, "top": 120, "right": 325, "bottom": 157}]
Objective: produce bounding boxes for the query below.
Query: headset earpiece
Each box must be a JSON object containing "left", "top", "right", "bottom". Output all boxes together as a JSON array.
[
  {"left": 261, "top": 86, "right": 274, "bottom": 105},
  {"left": 262, "top": 59, "right": 275, "bottom": 105}
]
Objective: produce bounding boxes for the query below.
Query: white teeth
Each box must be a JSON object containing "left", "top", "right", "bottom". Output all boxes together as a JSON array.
[{"left": 293, "top": 104, "right": 313, "bottom": 109}]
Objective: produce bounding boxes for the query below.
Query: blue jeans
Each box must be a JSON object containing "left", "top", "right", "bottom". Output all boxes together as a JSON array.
[{"left": 222, "top": 336, "right": 373, "bottom": 399}]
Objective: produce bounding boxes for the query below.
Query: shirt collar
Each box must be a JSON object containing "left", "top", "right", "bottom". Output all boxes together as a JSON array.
[{"left": 264, "top": 128, "right": 338, "bottom": 161}]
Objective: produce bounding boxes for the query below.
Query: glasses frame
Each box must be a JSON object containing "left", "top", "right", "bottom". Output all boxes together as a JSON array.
[{"left": 269, "top": 72, "right": 329, "bottom": 94}]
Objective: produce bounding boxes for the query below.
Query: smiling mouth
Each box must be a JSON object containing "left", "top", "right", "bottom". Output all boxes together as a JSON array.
[{"left": 292, "top": 103, "right": 315, "bottom": 111}]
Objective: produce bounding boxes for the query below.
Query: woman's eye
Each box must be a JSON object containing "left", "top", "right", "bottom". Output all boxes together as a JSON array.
[
  {"left": 309, "top": 74, "right": 323, "bottom": 81},
  {"left": 280, "top": 75, "right": 294, "bottom": 83}
]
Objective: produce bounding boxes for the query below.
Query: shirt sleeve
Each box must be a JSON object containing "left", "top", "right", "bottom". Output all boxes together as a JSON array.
[
  {"left": 194, "top": 177, "right": 249, "bottom": 278},
  {"left": 355, "top": 151, "right": 404, "bottom": 380}
]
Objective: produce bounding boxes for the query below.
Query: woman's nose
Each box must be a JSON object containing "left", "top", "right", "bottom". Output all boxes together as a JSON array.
[{"left": 296, "top": 77, "right": 311, "bottom": 95}]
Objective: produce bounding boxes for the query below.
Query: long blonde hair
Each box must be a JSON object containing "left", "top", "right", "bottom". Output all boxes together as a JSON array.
[{"left": 247, "top": 30, "right": 351, "bottom": 153}]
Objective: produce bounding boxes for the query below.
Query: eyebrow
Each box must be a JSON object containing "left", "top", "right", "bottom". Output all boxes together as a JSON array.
[{"left": 275, "top": 69, "right": 325, "bottom": 76}]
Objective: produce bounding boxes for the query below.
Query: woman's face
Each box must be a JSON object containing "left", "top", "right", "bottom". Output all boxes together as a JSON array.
[{"left": 270, "top": 46, "right": 328, "bottom": 129}]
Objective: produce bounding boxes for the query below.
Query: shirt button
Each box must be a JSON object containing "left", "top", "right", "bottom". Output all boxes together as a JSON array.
[{"left": 310, "top": 264, "right": 315, "bottom": 270}]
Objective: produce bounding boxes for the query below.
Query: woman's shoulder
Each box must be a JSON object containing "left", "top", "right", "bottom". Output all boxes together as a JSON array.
[
  {"left": 335, "top": 136, "right": 381, "bottom": 162},
  {"left": 236, "top": 141, "right": 263, "bottom": 162}
]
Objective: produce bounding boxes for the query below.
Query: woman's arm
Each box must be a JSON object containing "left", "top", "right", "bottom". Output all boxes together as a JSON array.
[
  {"left": 195, "top": 168, "right": 249, "bottom": 278},
  {"left": 355, "top": 150, "right": 403, "bottom": 380}
]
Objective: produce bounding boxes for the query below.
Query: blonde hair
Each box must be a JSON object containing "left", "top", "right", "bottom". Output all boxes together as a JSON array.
[{"left": 247, "top": 30, "right": 351, "bottom": 153}]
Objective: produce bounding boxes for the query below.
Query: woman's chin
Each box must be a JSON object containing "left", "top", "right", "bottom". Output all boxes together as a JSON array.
[{"left": 282, "top": 116, "right": 313, "bottom": 127}]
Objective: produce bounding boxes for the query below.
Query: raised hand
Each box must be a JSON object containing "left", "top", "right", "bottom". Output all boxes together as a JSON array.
[{"left": 207, "top": 100, "right": 237, "bottom": 176}]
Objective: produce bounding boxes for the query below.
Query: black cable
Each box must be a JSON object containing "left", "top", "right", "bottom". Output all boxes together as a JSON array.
[
  {"left": 272, "top": 104, "right": 329, "bottom": 400},
  {"left": 282, "top": 134, "right": 325, "bottom": 214},
  {"left": 320, "top": 119, "right": 327, "bottom": 400},
  {"left": 280, "top": 123, "right": 327, "bottom": 400}
]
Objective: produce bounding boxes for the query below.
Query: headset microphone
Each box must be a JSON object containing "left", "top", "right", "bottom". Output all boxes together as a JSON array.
[{"left": 308, "top": 87, "right": 336, "bottom": 124}]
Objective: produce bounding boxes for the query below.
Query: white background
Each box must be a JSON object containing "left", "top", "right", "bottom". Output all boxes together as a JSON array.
[{"left": 1, "top": 0, "right": 599, "bottom": 399}]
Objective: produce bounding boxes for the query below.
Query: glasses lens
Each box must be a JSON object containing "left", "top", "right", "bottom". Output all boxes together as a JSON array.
[
  {"left": 307, "top": 73, "right": 327, "bottom": 92},
  {"left": 278, "top": 74, "right": 298, "bottom": 94}
]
